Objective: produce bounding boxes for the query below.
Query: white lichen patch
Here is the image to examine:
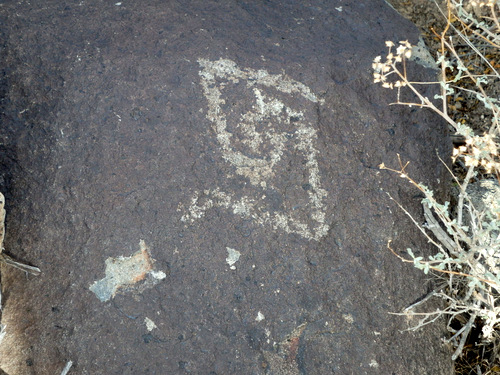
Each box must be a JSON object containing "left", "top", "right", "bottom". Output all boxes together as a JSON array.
[
  {"left": 226, "top": 247, "right": 241, "bottom": 270},
  {"left": 342, "top": 314, "right": 354, "bottom": 324},
  {"left": 144, "top": 317, "right": 157, "bottom": 332},
  {"left": 256, "top": 311, "right": 265, "bottom": 322},
  {"left": 179, "top": 58, "right": 330, "bottom": 241},
  {"left": 89, "top": 240, "right": 166, "bottom": 302},
  {"left": 0, "top": 324, "right": 6, "bottom": 346},
  {"left": 150, "top": 270, "right": 167, "bottom": 280}
]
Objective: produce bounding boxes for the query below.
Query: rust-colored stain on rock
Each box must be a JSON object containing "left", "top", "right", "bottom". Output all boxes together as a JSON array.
[{"left": 89, "top": 240, "right": 166, "bottom": 302}]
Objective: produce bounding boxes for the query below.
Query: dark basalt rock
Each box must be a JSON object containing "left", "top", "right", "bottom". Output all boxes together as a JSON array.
[{"left": 0, "top": 1, "right": 453, "bottom": 374}]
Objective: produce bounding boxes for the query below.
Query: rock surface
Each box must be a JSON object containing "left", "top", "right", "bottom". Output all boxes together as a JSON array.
[{"left": 0, "top": 1, "right": 453, "bottom": 374}]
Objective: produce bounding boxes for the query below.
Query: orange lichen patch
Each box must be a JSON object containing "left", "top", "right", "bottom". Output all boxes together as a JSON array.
[
  {"left": 262, "top": 323, "right": 308, "bottom": 374},
  {"left": 130, "top": 243, "right": 154, "bottom": 283},
  {"left": 287, "top": 336, "right": 300, "bottom": 363},
  {"left": 89, "top": 240, "right": 166, "bottom": 302},
  {"left": 283, "top": 323, "right": 307, "bottom": 364}
]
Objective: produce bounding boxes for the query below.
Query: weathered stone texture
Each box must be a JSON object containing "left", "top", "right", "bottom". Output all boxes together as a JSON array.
[{"left": 0, "top": 1, "right": 453, "bottom": 374}]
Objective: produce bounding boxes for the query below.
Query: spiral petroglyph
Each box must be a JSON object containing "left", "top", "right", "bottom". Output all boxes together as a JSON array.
[{"left": 178, "top": 58, "right": 330, "bottom": 241}]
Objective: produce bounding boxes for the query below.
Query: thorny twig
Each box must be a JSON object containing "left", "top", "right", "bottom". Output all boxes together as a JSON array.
[
  {"left": 0, "top": 192, "right": 41, "bottom": 278},
  {"left": 0, "top": 191, "right": 40, "bottom": 329},
  {"left": 60, "top": 360, "right": 73, "bottom": 375}
]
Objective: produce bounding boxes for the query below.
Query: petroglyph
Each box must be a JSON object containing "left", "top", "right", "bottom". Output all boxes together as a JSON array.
[{"left": 179, "top": 58, "right": 330, "bottom": 241}]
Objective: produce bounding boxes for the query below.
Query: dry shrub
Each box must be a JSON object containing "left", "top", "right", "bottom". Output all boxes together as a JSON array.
[{"left": 373, "top": 0, "right": 500, "bottom": 369}]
